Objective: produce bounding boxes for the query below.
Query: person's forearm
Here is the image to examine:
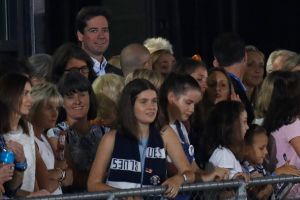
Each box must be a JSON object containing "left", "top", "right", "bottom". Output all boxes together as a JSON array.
[
  {"left": 182, "top": 170, "right": 195, "bottom": 183},
  {"left": 195, "top": 170, "right": 205, "bottom": 182},
  {"left": 48, "top": 169, "right": 62, "bottom": 180},
  {"left": 15, "top": 189, "right": 31, "bottom": 197},
  {"left": 87, "top": 182, "right": 115, "bottom": 192},
  {"left": 37, "top": 179, "right": 60, "bottom": 193},
  {"left": 5, "top": 170, "right": 24, "bottom": 191}
]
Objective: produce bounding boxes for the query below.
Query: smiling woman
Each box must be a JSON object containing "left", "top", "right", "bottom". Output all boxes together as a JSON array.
[{"left": 47, "top": 71, "right": 104, "bottom": 192}]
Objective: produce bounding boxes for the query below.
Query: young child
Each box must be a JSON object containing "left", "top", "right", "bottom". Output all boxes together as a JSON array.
[
  {"left": 205, "top": 101, "right": 249, "bottom": 179},
  {"left": 204, "top": 101, "right": 249, "bottom": 199},
  {"left": 243, "top": 124, "right": 300, "bottom": 199},
  {"left": 243, "top": 125, "right": 273, "bottom": 199}
]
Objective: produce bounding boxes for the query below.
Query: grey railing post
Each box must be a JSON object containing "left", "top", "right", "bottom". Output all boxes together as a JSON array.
[
  {"left": 107, "top": 193, "right": 115, "bottom": 200},
  {"left": 236, "top": 182, "right": 247, "bottom": 200}
]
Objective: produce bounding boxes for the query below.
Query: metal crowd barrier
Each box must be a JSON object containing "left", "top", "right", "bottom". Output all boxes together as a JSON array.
[{"left": 22, "top": 175, "right": 300, "bottom": 200}]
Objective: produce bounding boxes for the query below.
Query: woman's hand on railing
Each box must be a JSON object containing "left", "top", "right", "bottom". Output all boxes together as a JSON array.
[
  {"left": 201, "top": 167, "right": 230, "bottom": 182},
  {"left": 162, "top": 174, "right": 184, "bottom": 198},
  {"left": 212, "top": 167, "right": 230, "bottom": 181},
  {"left": 275, "top": 164, "right": 300, "bottom": 176},
  {"left": 232, "top": 172, "right": 250, "bottom": 182}
]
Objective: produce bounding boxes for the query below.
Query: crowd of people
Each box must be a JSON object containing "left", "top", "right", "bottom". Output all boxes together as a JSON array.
[{"left": 1, "top": 5, "right": 300, "bottom": 200}]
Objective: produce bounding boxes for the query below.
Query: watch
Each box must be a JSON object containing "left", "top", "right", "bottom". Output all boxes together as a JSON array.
[{"left": 15, "top": 159, "right": 27, "bottom": 171}]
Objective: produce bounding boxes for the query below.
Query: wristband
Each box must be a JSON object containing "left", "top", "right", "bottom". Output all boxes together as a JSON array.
[{"left": 15, "top": 159, "right": 27, "bottom": 171}]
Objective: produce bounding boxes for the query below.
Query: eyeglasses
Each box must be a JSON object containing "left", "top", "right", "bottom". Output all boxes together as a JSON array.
[{"left": 64, "top": 66, "right": 90, "bottom": 74}]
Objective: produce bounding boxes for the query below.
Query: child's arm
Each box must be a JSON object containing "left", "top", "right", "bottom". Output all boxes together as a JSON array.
[
  {"left": 247, "top": 172, "right": 273, "bottom": 200},
  {"left": 256, "top": 184, "right": 273, "bottom": 200}
]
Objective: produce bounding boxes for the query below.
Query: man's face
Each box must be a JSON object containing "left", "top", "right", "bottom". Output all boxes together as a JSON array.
[{"left": 77, "top": 15, "right": 110, "bottom": 58}]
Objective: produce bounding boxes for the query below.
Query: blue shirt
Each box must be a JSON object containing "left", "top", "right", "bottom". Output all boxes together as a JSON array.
[
  {"left": 227, "top": 72, "right": 246, "bottom": 92},
  {"left": 139, "top": 137, "right": 149, "bottom": 184}
]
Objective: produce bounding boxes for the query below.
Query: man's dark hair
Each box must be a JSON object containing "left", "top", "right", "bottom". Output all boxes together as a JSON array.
[
  {"left": 212, "top": 32, "right": 245, "bottom": 67},
  {"left": 75, "top": 6, "right": 111, "bottom": 34}
]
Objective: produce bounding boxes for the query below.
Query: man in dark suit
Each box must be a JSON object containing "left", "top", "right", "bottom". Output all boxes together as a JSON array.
[
  {"left": 75, "top": 6, "right": 123, "bottom": 77},
  {"left": 212, "top": 33, "right": 254, "bottom": 124}
]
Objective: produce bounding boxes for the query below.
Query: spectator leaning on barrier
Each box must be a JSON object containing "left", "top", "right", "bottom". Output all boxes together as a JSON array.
[{"left": 87, "top": 79, "right": 195, "bottom": 199}]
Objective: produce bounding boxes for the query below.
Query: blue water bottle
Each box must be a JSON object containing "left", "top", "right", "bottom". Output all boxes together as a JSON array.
[{"left": 0, "top": 149, "right": 15, "bottom": 164}]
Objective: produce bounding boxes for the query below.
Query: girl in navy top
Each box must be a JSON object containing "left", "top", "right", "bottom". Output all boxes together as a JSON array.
[
  {"left": 88, "top": 79, "right": 195, "bottom": 198},
  {"left": 159, "top": 73, "right": 229, "bottom": 185}
]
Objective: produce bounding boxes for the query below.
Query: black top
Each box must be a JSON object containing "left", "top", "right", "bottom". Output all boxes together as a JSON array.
[{"left": 106, "top": 63, "right": 123, "bottom": 76}]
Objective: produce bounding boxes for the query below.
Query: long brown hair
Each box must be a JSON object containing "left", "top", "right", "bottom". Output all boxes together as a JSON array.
[
  {"left": 0, "top": 73, "right": 31, "bottom": 134},
  {"left": 118, "top": 79, "right": 158, "bottom": 140}
]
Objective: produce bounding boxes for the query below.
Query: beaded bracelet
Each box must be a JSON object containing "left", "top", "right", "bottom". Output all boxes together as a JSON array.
[{"left": 56, "top": 168, "right": 66, "bottom": 182}]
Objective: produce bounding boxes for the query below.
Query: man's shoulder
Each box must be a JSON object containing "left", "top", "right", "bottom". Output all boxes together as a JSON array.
[{"left": 106, "top": 63, "right": 123, "bottom": 76}]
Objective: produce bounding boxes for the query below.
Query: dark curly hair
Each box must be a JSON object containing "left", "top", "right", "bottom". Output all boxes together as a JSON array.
[{"left": 203, "top": 101, "right": 245, "bottom": 161}]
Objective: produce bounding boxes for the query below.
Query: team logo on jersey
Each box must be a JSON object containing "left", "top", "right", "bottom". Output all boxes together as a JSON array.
[{"left": 150, "top": 175, "right": 161, "bottom": 185}]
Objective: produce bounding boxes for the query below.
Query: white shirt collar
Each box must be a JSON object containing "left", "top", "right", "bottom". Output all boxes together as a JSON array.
[{"left": 91, "top": 57, "right": 108, "bottom": 76}]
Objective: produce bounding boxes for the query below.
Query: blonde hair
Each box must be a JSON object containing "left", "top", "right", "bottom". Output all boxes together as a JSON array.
[
  {"left": 245, "top": 45, "right": 265, "bottom": 61},
  {"left": 266, "top": 49, "right": 297, "bottom": 74},
  {"left": 92, "top": 74, "right": 125, "bottom": 103},
  {"left": 143, "top": 37, "right": 173, "bottom": 54},
  {"left": 282, "top": 54, "right": 300, "bottom": 71},
  {"left": 150, "top": 49, "right": 172, "bottom": 65},
  {"left": 125, "top": 69, "right": 164, "bottom": 90},
  {"left": 92, "top": 74, "right": 125, "bottom": 125},
  {"left": 30, "top": 82, "right": 63, "bottom": 120},
  {"left": 254, "top": 72, "right": 281, "bottom": 118}
]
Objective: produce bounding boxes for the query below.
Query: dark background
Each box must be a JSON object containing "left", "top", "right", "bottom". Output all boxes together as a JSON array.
[{"left": 1, "top": 0, "right": 300, "bottom": 66}]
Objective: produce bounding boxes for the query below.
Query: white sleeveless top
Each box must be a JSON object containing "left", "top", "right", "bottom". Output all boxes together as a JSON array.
[
  {"left": 35, "top": 134, "right": 62, "bottom": 195},
  {"left": 3, "top": 123, "right": 36, "bottom": 192}
]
